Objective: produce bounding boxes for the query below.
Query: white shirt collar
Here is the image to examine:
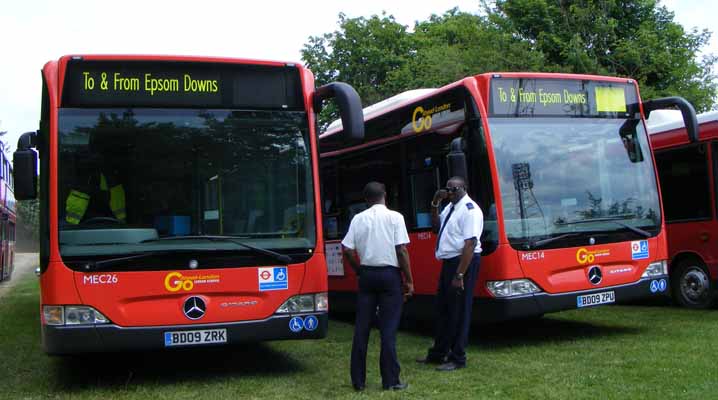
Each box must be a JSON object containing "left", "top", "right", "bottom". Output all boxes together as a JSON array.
[{"left": 450, "top": 194, "right": 469, "bottom": 208}]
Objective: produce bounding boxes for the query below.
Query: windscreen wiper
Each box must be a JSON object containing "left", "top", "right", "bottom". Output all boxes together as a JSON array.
[
  {"left": 556, "top": 216, "right": 651, "bottom": 238},
  {"left": 526, "top": 233, "right": 582, "bottom": 249},
  {"left": 141, "top": 235, "right": 292, "bottom": 264},
  {"left": 83, "top": 249, "right": 223, "bottom": 271}
]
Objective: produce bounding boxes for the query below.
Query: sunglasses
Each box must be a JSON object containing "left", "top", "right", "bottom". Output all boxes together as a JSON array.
[{"left": 445, "top": 186, "right": 462, "bottom": 193}]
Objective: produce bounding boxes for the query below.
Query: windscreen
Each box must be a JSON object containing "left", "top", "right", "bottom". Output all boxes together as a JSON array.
[
  {"left": 490, "top": 117, "right": 660, "bottom": 249},
  {"left": 57, "top": 108, "right": 315, "bottom": 261},
  {"left": 488, "top": 78, "right": 661, "bottom": 249}
]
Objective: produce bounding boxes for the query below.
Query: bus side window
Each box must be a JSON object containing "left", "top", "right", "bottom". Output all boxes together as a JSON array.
[
  {"left": 406, "top": 134, "right": 452, "bottom": 230},
  {"left": 714, "top": 142, "right": 718, "bottom": 219},
  {"left": 321, "top": 162, "right": 340, "bottom": 240},
  {"left": 335, "top": 143, "right": 402, "bottom": 237},
  {"left": 655, "top": 144, "right": 711, "bottom": 222}
]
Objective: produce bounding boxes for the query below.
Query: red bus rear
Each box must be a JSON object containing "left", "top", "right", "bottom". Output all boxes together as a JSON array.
[
  {"left": 0, "top": 152, "right": 16, "bottom": 281},
  {"left": 321, "top": 73, "right": 697, "bottom": 322},
  {"left": 649, "top": 111, "right": 718, "bottom": 308},
  {"left": 12, "top": 55, "right": 363, "bottom": 354}
]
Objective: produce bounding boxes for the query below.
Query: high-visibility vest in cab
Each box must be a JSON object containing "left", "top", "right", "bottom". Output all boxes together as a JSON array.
[{"left": 65, "top": 173, "right": 126, "bottom": 224}]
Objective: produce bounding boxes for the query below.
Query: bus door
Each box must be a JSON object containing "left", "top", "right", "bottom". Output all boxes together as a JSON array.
[{"left": 0, "top": 217, "right": 6, "bottom": 281}]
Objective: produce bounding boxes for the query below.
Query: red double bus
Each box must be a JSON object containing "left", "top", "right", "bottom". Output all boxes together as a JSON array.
[
  {"left": 649, "top": 111, "right": 718, "bottom": 308},
  {"left": 0, "top": 151, "right": 16, "bottom": 281},
  {"left": 12, "top": 55, "right": 363, "bottom": 354},
  {"left": 320, "top": 73, "right": 697, "bottom": 322}
]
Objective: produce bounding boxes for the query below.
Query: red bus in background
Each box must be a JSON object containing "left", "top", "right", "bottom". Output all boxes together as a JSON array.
[
  {"left": 649, "top": 111, "right": 718, "bottom": 308},
  {"left": 12, "top": 55, "right": 363, "bottom": 354},
  {"left": 320, "top": 73, "right": 697, "bottom": 323},
  {"left": 0, "top": 151, "right": 16, "bottom": 281}
]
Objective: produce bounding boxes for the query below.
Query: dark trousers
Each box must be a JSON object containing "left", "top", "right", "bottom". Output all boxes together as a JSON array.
[
  {"left": 427, "top": 254, "right": 480, "bottom": 365},
  {"left": 351, "top": 267, "right": 403, "bottom": 388}
]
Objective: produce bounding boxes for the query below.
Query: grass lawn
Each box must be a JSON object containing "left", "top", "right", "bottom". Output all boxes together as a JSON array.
[{"left": 1, "top": 273, "right": 717, "bottom": 400}]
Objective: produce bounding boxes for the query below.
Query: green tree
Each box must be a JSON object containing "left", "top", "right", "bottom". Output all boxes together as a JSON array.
[
  {"left": 387, "top": 8, "right": 545, "bottom": 93},
  {"left": 489, "top": 0, "right": 717, "bottom": 111},
  {"left": 303, "top": 12, "right": 413, "bottom": 107},
  {"left": 302, "top": 9, "right": 545, "bottom": 126},
  {"left": 303, "top": 2, "right": 716, "bottom": 121}
]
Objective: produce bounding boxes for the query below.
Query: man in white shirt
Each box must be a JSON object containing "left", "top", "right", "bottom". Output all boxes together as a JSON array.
[
  {"left": 342, "top": 181, "right": 414, "bottom": 391},
  {"left": 417, "top": 176, "right": 483, "bottom": 371}
]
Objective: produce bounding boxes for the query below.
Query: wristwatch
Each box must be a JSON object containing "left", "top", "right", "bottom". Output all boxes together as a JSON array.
[{"left": 455, "top": 272, "right": 464, "bottom": 280}]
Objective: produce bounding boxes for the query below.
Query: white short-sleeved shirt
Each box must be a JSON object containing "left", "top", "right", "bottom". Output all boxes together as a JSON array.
[
  {"left": 341, "top": 204, "right": 410, "bottom": 267},
  {"left": 435, "top": 194, "right": 483, "bottom": 260}
]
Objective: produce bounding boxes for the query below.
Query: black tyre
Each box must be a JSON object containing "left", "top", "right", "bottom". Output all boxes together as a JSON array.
[{"left": 671, "top": 259, "right": 715, "bottom": 309}]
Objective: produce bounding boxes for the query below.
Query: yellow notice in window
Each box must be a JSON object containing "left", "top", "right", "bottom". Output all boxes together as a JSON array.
[{"left": 595, "top": 86, "right": 626, "bottom": 112}]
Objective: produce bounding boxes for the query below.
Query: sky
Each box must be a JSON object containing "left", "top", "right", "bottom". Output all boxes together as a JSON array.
[{"left": 0, "top": 0, "right": 716, "bottom": 152}]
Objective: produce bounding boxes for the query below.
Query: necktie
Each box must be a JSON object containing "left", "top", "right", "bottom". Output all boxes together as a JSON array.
[{"left": 435, "top": 204, "right": 454, "bottom": 252}]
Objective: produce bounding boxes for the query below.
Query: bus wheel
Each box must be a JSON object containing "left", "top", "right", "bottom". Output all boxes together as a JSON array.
[{"left": 671, "top": 260, "right": 714, "bottom": 309}]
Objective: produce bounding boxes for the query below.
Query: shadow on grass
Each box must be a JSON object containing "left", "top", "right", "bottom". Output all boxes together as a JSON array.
[
  {"left": 619, "top": 295, "right": 674, "bottom": 307},
  {"left": 51, "top": 342, "right": 304, "bottom": 390},
  {"left": 467, "top": 316, "right": 643, "bottom": 348},
  {"left": 331, "top": 311, "right": 644, "bottom": 349}
]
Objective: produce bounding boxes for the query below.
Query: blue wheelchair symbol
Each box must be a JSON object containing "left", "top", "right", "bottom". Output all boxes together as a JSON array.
[
  {"left": 641, "top": 241, "right": 648, "bottom": 252},
  {"left": 275, "top": 267, "right": 287, "bottom": 282},
  {"left": 289, "top": 316, "right": 304, "bottom": 333},
  {"left": 304, "top": 315, "right": 318, "bottom": 332}
]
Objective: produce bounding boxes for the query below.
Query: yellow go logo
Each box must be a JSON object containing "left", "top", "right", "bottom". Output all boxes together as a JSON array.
[
  {"left": 576, "top": 248, "right": 595, "bottom": 265},
  {"left": 412, "top": 106, "right": 432, "bottom": 133},
  {"left": 164, "top": 272, "right": 194, "bottom": 292}
]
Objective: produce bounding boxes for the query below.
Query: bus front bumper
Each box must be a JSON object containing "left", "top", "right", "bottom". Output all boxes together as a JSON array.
[
  {"left": 41, "top": 312, "right": 328, "bottom": 355},
  {"left": 478, "top": 276, "right": 669, "bottom": 323}
]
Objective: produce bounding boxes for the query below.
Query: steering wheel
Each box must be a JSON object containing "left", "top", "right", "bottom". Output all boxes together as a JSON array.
[{"left": 80, "top": 217, "right": 123, "bottom": 226}]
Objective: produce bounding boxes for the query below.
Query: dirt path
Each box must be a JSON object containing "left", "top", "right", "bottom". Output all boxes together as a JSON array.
[{"left": 0, "top": 253, "right": 39, "bottom": 299}]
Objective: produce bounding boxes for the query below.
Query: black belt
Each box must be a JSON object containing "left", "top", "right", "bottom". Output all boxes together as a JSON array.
[{"left": 360, "top": 265, "right": 395, "bottom": 269}]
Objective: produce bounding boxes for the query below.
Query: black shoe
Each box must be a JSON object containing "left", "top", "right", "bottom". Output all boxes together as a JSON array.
[
  {"left": 416, "top": 356, "right": 444, "bottom": 365},
  {"left": 352, "top": 384, "right": 365, "bottom": 392},
  {"left": 436, "top": 362, "right": 465, "bottom": 371},
  {"left": 383, "top": 382, "right": 408, "bottom": 390}
]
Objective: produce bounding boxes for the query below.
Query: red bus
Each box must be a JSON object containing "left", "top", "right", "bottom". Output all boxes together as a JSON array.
[
  {"left": 0, "top": 150, "right": 16, "bottom": 282},
  {"left": 12, "top": 55, "right": 363, "bottom": 354},
  {"left": 649, "top": 111, "right": 718, "bottom": 308},
  {"left": 320, "top": 73, "right": 697, "bottom": 322}
]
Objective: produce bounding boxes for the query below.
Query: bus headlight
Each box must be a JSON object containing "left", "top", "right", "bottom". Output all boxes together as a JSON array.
[
  {"left": 276, "top": 295, "right": 315, "bottom": 313},
  {"left": 42, "top": 305, "right": 109, "bottom": 326},
  {"left": 486, "top": 279, "right": 541, "bottom": 298},
  {"left": 642, "top": 260, "right": 668, "bottom": 278},
  {"left": 65, "top": 306, "right": 109, "bottom": 325},
  {"left": 275, "top": 293, "right": 328, "bottom": 313}
]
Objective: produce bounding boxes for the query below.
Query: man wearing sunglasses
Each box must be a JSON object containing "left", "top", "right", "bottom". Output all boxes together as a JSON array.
[{"left": 417, "top": 176, "right": 483, "bottom": 371}]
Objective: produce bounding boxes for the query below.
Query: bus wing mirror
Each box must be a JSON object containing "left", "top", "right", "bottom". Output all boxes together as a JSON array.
[
  {"left": 313, "top": 82, "right": 365, "bottom": 141},
  {"left": 447, "top": 138, "right": 468, "bottom": 181},
  {"left": 644, "top": 96, "right": 698, "bottom": 143},
  {"left": 13, "top": 131, "right": 38, "bottom": 200}
]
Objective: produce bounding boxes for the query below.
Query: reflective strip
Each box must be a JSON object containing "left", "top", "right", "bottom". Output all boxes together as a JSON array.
[
  {"left": 100, "top": 173, "right": 108, "bottom": 191},
  {"left": 65, "top": 190, "right": 90, "bottom": 225},
  {"left": 109, "top": 185, "right": 126, "bottom": 222}
]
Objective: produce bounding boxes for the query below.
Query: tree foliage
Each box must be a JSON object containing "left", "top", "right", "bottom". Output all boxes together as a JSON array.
[
  {"left": 490, "top": 0, "right": 717, "bottom": 111},
  {"left": 302, "top": 1, "right": 716, "bottom": 127}
]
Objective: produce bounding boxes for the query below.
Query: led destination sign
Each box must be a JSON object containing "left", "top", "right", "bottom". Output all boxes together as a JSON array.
[
  {"left": 490, "top": 78, "right": 638, "bottom": 118},
  {"left": 62, "top": 59, "right": 303, "bottom": 109}
]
